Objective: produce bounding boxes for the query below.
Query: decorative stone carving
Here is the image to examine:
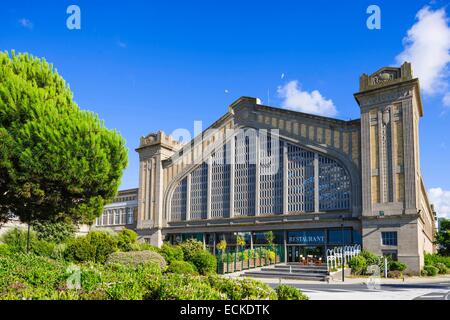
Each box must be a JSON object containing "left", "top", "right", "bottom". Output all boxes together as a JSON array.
[{"left": 372, "top": 71, "right": 396, "bottom": 85}]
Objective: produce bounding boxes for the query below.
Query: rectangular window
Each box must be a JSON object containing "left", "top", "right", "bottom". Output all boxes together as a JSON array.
[
  {"left": 127, "top": 208, "right": 134, "bottom": 224},
  {"left": 381, "top": 231, "right": 397, "bottom": 246},
  {"left": 114, "top": 210, "right": 120, "bottom": 224}
]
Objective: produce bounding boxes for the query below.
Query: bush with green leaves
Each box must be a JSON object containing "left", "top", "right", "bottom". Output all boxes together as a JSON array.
[
  {"left": 348, "top": 255, "right": 367, "bottom": 275},
  {"left": 388, "top": 260, "right": 407, "bottom": 272},
  {"left": 433, "top": 262, "right": 448, "bottom": 274},
  {"left": 116, "top": 229, "right": 138, "bottom": 252},
  {"left": 0, "top": 250, "right": 290, "bottom": 300},
  {"left": 31, "top": 220, "right": 75, "bottom": 244},
  {"left": 179, "top": 239, "right": 204, "bottom": 262},
  {"left": 424, "top": 253, "right": 450, "bottom": 269},
  {"left": 275, "top": 284, "right": 309, "bottom": 300},
  {"left": 106, "top": 250, "right": 166, "bottom": 269},
  {"left": 166, "top": 260, "right": 197, "bottom": 275},
  {"left": 207, "top": 275, "right": 277, "bottom": 300},
  {"left": 422, "top": 265, "right": 439, "bottom": 277},
  {"left": 129, "top": 242, "right": 160, "bottom": 252},
  {"left": 64, "top": 231, "right": 117, "bottom": 264},
  {"left": 0, "top": 227, "right": 62, "bottom": 259},
  {"left": 159, "top": 243, "right": 184, "bottom": 264},
  {"left": 0, "top": 244, "right": 10, "bottom": 255},
  {"left": 146, "top": 273, "right": 225, "bottom": 300},
  {"left": 191, "top": 250, "right": 217, "bottom": 275},
  {"left": 1, "top": 228, "right": 36, "bottom": 253},
  {"left": 0, "top": 251, "right": 69, "bottom": 299},
  {"left": 360, "top": 250, "right": 383, "bottom": 269}
]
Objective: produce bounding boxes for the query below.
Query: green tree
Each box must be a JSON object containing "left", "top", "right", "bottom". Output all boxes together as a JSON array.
[
  {"left": 436, "top": 219, "right": 450, "bottom": 256},
  {"left": 0, "top": 51, "right": 128, "bottom": 226}
]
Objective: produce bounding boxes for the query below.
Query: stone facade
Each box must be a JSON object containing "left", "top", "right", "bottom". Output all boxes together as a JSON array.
[{"left": 98, "top": 63, "right": 436, "bottom": 274}]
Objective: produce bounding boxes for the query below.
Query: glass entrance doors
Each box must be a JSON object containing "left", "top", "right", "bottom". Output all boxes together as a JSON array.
[{"left": 287, "top": 245, "right": 324, "bottom": 264}]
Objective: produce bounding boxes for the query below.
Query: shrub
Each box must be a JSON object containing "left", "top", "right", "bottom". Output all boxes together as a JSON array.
[
  {"left": 349, "top": 255, "right": 367, "bottom": 275},
  {"left": 0, "top": 244, "right": 11, "bottom": 255},
  {"left": 146, "top": 273, "right": 225, "bottom": 300},
  {"left": 389, "top": 261, "right": 407, "bottom": 272},
  {"left": 275, "top": 284, "right": 309, "bottom": 300},
  {"left": 422, "top": 265, "right": 439, "bottom": 276},
  {"left": 0, "top": 228, "right": 61, "bottom": 258},
  {"left": 207, "top": 275, "right": 277, "bottom": 300},
  {"left": 167, "top": 260, "right": 197, "bottom": 275},
  {"left": 31, "top": 221, "right": 75, "bottom": 244},
  {"left": 106, "top": 250, "right": 166, "bottom": 269},
  {"left": 360, "top": 250, "right": 382, "bottom": 268},
  {"left": 424, "top": 253, "right": 450, "bottom": 269},
  {"left": 160, "top": 243, "right": 184, "bottom": 264},
  {"left": 116, "top": 229, "right": 138, "bottom": 252},
  {"left": 65, "top": 231, "right": 117, "bottom": 264},
  {"left": 434, "top": 262, "right": 448, "bottom": 274},
  {"left": 266, "top": 250, "right": 276, "bottom": 263},
  {"left": 0, "top": 252, "right": 69, "bottom": 299},
  {"left": 129, "top": 242, "right": 160, "bottom": 252},
  {"left": 179, "top": 239, "right": 204, "bottom": 262},
  {"left": 1, "top": 228, "right": 36, "bottom": 253},
  {"left": 32, "top": 239, "right": 57, "bottom": 258},
  {"left": 191, "top": 250, "right": 217, "bottom": 275}
]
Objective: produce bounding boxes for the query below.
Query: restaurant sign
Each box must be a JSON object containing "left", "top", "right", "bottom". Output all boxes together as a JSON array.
[{"left": 288, "top": 230, "right": 326, "bottom": 245}]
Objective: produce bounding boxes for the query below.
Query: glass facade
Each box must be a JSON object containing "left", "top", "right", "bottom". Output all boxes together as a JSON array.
[
  {"left": 169, "top": 133, "right": 352, "bottom": 222},
  {"left": 168, "top": 228, "right": 361, "bottom": 257}
]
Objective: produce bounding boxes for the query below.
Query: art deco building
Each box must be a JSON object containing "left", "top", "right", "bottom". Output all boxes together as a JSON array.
[{"left": 95, "top": 63, "right": 436, "bottom": 273}]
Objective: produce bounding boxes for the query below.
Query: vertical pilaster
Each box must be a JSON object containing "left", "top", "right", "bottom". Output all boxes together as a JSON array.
[
  {"left": 255, "top": 133, "right": 260, "bottom": 216},
  {"left": 360, "top": 111, "right": 372, "bottom": 215},
  {"left": 402, "top": 99, "right": 417, "bottom": 211},
  {"left": 206, "top": 156, "right": 212, "bottom": 220},
  {"left": 229, "top": 136, "right": 235, "bottom": 218},
  {"left": 144, "top": 160, "right": 150, "bottom": 220},
  {"left": 378, "top": 109, "right": 385, "bottom": 203},
  {"left": 154, "top": 154, "right": 164, "bottom": 229},
  {"left": 314, "top": 152, "right": 319, "bottom": 212},
  {"left": 186, "top": 173, "right": 191, "bottom": 221},
  {"left": 283, "top": 143, "right": 288, "bottom": 214},
  {"left": 390, "top": 107, "right": 397, "bottom": 202}
]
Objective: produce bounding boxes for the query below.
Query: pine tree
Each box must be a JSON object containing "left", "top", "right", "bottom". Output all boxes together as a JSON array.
[{"left": 0, "top": 51, "right": 128, "bottom": 226}]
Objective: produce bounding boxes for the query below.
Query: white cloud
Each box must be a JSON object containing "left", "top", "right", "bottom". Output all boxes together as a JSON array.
[
  {"left": 395, "top": 6, "right": 450, "bottom": 101},
  {"left": 443, "top": 92, "right": 450, "bottom": 107},
  {"left": 277, "top": 80, "right": 337, "bottom": 117},
  {"left": 428, "top": 187, "right": 450, "bottom": 218},
  {"left": 18, "top": 18, "right": 33, "bottom": 29}
]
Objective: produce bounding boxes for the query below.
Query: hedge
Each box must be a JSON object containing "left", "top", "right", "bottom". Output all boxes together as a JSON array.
[
  {"left": 275, "top": 285, "right": 309, "bottom": 300},
  {"left": 167, "top": 260, "right": 197, "bottom": 275},
  {"left": 106, "top": 250, "right": 167, "bottom": 269}
]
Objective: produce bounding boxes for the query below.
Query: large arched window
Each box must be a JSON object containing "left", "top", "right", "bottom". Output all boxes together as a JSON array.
[{"left": 169, "top": 133, "right": 351, "bottom": 222}]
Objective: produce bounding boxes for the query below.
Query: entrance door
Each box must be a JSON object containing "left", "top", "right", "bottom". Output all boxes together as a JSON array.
[
  {"left": 287, "top": 246, "right": 325, "bottom": 263},
  {"left": 287, "top": 246, "right": 302, "bottom": 263}
]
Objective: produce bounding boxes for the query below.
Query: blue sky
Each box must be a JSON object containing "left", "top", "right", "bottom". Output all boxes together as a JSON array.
[{"left": 1, "top": 1, "right": 450, "bottom": 217}]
